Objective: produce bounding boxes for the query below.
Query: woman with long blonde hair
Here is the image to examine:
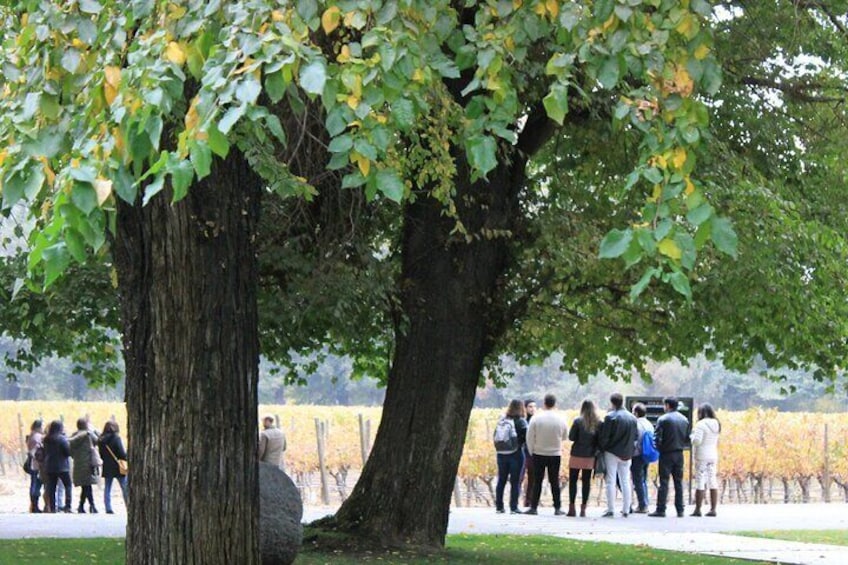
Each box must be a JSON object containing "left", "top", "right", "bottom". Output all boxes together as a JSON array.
[{"left": 566, "top": 399, "right": 600, "bottom": 516}]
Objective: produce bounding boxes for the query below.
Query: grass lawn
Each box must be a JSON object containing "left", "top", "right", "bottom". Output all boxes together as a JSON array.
[
  {"left": 0, "top": 535, "right": 763, "bottom": 565},
  {"left": 732, "top": 530, "right": 848, "bottom": 547}
]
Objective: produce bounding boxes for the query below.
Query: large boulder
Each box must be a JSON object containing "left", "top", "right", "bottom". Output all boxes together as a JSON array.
[{"left": 259, "top": 462, "right": 303, "bottom": 565}]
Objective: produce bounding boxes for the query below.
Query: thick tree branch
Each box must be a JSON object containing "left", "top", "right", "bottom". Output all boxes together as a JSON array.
[{"left": 738, "top": 75, "right": 848, "bottom": 104}]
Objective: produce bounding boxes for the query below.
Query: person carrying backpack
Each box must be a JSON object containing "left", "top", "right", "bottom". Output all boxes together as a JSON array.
[
  {"left": 493, "top": 399, "right": 528, "bottom": 514},
  {"left": 630, "top": 403, "right": 655, "bottom": 513}
]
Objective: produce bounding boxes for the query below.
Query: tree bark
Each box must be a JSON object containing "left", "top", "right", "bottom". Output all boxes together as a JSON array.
[
  {"left": 332, "top": 150, "right": 528, "bottom": 548},
  {"left": 113, "top": 150, "right": 262, "bottom": 564}
]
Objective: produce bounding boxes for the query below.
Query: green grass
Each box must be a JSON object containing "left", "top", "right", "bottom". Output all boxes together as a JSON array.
[
  {"left": 732, "top": 530, "right": 848, "bottom": 547},
  {"left": 0, "top": 535, "right": 763, "bottom": 565},
  {"left": 297, "top": 534, "right": 766, "bottom": 564},
  {"left": 0, "top": 538, "right": 125, "bottom": 564}
]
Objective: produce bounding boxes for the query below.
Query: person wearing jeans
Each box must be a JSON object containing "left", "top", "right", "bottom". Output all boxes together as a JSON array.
[
  {"left": 630, "top": 403, "right": 654, "bottom": 513},
  {"left": 597, "top": 393, "right": 638, "bottom": 518},
  {"left": 494, "top": 399, "right": 528, "bottom": 514},
  {"left": 98, "top": 420, "right": 129, "bottom": 513},
  {"left": 519, "top": 399, "right": 536, "bottom": 507},
  {"left": 650, "top": 396, "right": 690, "bottom": 518},
  {"left": 25, "top": 420, "right": 44, "bottom": 513},
  {"left": 525, "top": 394, "right": 568, "bottom": 516}
]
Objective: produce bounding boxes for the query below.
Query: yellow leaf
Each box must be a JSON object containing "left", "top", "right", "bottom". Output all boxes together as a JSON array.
[
  {"left": 184, "top": 97, "right": 200, "bottom": 130},
  {"left": 546, "top": 0, "right": 559, "bottom": 18},
  {"left": 71, "top": 38, "right": 85, "bottom": 48},
  {"left": 671, "top": 147, "right": 687, "bottom": 170},
  {"left": 351, "top": 152, "right": 370, "bottom": 176},
  {"left": 674, "top": 65, "right": 694, "bottom": 96},
  {"left": 346, "top": 94, "right": 359, "bottom": 109},
  {"left": 93, "top": 178, "right": 113, "bottom": 206},
  {"left": 675, "top": 14, "right": 698, "bottom": 40},
  {"left": 322, "top": 6, "right": 341, "bottom": 34},
  {"left": 684, "top": 177, "right": 695, "bottom": 195},
  {"left": 0, "top": 149, "right": 7, "bottom": 166},
  {"left": 603, "top": 15, "right": 617, "bottom": 31},
  {"left": 165, "top": 42, "right": 186, "bottom": 66},
  {"left": 533, "top": 2, "right": 546, "bottom": 17},
  {"left": 271, "top": 10, "right": 285, "bottom": 22},
  {"left": 658, "top": 238, "right": 682, "bottom": 261},
  {"left": 694, "top": 44, "right": 710, "bottom": 60},
  {"left": 104, "top": 66, "right": 121, "bottom": 88},
  {"left": 412, "top": 68, "right": 425, "bottom": 82},
  {"left": 513, "top": 0, "right": 523, "bottom": 8},
  {"left": 337, "top": 44, "right": 351, "bottom": 63}
]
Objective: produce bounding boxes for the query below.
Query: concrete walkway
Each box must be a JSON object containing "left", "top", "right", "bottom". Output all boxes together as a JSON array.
[{"left": 1, "top": 504, "right": 846, "bottom": 564}]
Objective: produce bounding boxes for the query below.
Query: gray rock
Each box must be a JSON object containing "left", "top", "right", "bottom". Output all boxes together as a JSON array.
[{"left": 259, "top": 462, "right": 303, "bottom": 565}]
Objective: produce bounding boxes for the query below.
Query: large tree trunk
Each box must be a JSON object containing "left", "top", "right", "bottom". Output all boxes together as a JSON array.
[
  {"left": 113, "top": 151, "right": 262, "bottom": 564},
  {"left": 333, "top": 151, "right": 528, "bottom": 548}
]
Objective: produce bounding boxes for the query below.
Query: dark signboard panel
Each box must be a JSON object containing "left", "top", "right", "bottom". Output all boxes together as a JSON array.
[{"left": 625, "top": 396, "right": 694, "bottom": 447}]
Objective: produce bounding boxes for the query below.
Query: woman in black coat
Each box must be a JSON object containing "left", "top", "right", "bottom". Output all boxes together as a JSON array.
[
  {"left": 98, "top": 421, "right": 128, "bottom": 514},
  {"left": 43, "top": 420, "right": 72, "bottom": 513}
]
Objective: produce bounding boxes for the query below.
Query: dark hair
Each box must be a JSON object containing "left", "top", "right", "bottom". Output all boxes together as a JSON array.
[
  {"left": 103, "top": 421, "right": 119, "bottom": 435},
  {"left": 663, "top": 396, "right": 678, "bottom": 411},
  {"left": 30, "top": 419, "right": 43, "bottom": 431},
  {"left": 632, "top": 402, "right": 646, "bottom": 418},
  {"left": 610, "top": 392, "right": 624, "bottom": 409},
  {"left": 524, "top": 399, "right": 536, "bottom": 408},
  {"left": 47, "top": 420, "right": 64, "bottom": 437},
  {"left": 579, "top": 399, "right": 600, "bottom": 433},
  {"left": 543, "top": 394, "right": 556, "bottom": 408},
  {"left": 76, "top": 417, "right": 88, "bottom": 431},
  {"left": 697, "top": 403, "right": 721, "bottom": 432},
  {"left": 506, "top": 399, "right": 526, "bottom": 418}
]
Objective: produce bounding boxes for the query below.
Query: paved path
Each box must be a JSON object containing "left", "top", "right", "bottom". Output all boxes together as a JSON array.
[{"left": 2, "top": 504, "right": 846, "bottom": 564}]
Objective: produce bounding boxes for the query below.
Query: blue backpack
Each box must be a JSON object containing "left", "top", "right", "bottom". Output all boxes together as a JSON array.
[{"left": 641, "top": 429, "right": 659, "bottom": 463}]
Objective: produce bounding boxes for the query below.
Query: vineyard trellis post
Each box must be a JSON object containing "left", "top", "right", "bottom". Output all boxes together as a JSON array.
[
  {"left": 453, "top": 480, "right": 462, "bottom": 507},
  {"left": 17, "top": 413, "right": 26, "bottom": 461},
  {"left": 823, "top": 423, "right": 831, "bottom": 503},
  {"left": 315, "top": 418, "right": 330, "bottom": 505}
]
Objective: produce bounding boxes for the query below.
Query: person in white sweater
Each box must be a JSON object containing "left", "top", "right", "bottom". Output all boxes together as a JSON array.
[
  {"left": 690, "top": 403, "right": 721, "bottom": 517},
  {"left": 525, "top": 394, "right": 568, "bottom": 515}
]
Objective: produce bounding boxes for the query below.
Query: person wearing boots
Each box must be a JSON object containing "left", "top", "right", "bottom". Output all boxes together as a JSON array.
[
  {"left": 690, "top": 403, "right": 721, "bottom": 517},
  {"left": 69, "top": 417, "right": 99, "bottom": 514},
  {"left": 25, "top": 420, "right": 44, "bottom": 513},
  {"left": 566, "top": 400, "right": 600, "bottom": 517},
  {"left": 649, "top": 397, "right": 690, "bottom": 518}
]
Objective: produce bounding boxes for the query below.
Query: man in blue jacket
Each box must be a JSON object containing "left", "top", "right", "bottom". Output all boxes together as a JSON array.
[{"left": 649, "top": 397, "right": 690, "bottom": 518}]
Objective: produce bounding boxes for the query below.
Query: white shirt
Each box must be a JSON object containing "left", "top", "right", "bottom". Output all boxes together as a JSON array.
[{"left": 526, "top": 409, "right": 568, "bottom": 456}]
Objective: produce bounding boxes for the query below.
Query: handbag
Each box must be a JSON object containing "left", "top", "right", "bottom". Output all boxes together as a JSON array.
[
  {"left": 594, "top": 451, "right": 606, "bottom": 477},
  {"left": 91, "top": 439, "right": 104, "bottom": 468},
  {"left": 22, "top": 453, "right": 33, "bottom": 474},
  {"left": 105, "top": 444, "right": 129, "bottom": 476}
]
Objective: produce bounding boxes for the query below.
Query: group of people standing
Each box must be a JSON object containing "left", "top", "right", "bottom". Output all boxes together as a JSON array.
[
  {"left": 24, "top": 418, "right": 129, "bottom": 514},
  {"left": 493, "top": 394, "right": 722, "bottom": 519}
]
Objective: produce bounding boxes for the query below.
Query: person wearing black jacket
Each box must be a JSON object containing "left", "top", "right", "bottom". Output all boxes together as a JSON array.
[
  {"left": 42, "top": 420, "right": 72, "bottom": 513},
  {"left": 566, "top": 400, "right": 600, "bottom": 517},
  {"left": 494, "top": 399, "right": 528, "bottom": 514},
  {"left": 596, "top": 393, "right": 638, "bottom": 518},
  {"left": 649, "top": 397, "right": 690, "bottom": 518},
  {"left": 98, "top": 421, "right": 128, "bottom": 514}
]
